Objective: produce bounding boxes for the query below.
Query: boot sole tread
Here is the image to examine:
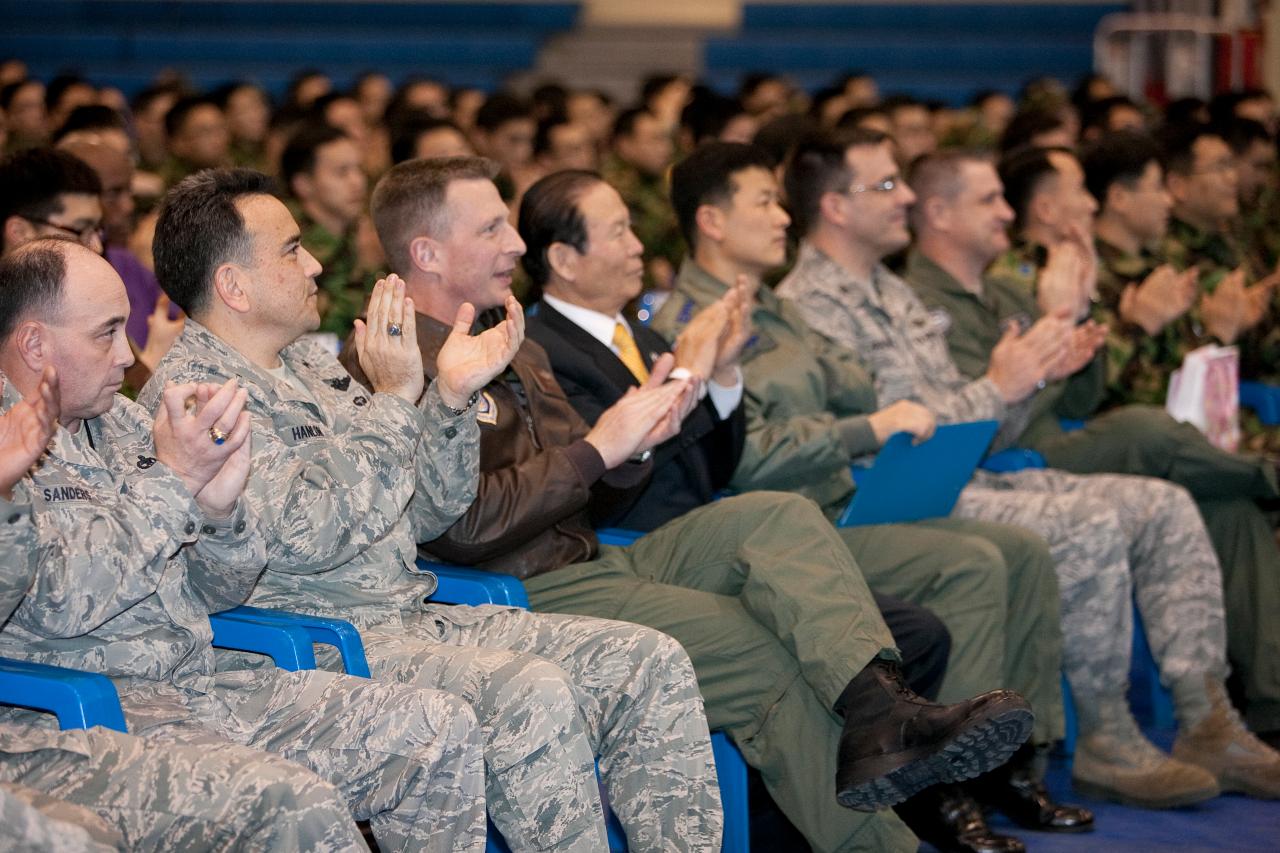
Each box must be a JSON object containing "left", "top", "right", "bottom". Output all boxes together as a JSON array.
[{"left": 837, "top": 706, "right": 1034, "bottom": 811}]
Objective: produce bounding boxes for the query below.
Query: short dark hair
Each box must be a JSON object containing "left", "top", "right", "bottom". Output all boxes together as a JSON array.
[
  {"left": 670, "top": 141, "right": 776, "bottom": 251},
  {"left": 130, "top": 83, "right": 182, "bottom": 117},
  {"left": 611, "top": 107, "right": 651, "bottom": 142},
  {"left": 0, "top": 147, "right": 102, "bottom": 231},
  {"left": 880, "top": 94, "right": 924, "bottom": 117},
  {"left": 1217, "top": 115, "right": 1273, "bottom": 155},
  {"left": 641, "top": 74, "right": 682, "bottom": 106},
  {"left": 164, "top": 95, "right": 220, "bottom": 138},
  {"left": 1159, "top": 122, "right": 1222, "bottom": 177},
  {"left": 0, "top": 79, "right": 39, "bottom": 112},
  {"left": 1080, "top": 130, "right": 1161, "bottom": 208},
  {"left": 51, "top": 105, "right": 127, "bottom": 144},
  {"left": 1080, "top": 95, "right": 1141, "bottom": 134},
  {"left": 0, "top": 237, "right": 75, "bottom": 342},
  {"left": 784, "top": 127, "right": 889, "bottom": 237},
  {"left": 280, "top": 122, "right": 351, "bottom": 190},
  {"left": 475, "top": 93, "right": 532, "bottom": 133},
  {"left": 1164, "top": 97, "right": 1208, "bottom": 128},
  {"left": 753, "top": 113, "right": 818, "bottom": 169},
  {"left": 153, "top": 168, "right": 277, "bottom": 316},
  {"left": 681, "top": 94, "right": 748, "bottom": 147},
  {"left": 533, "top": 115, "right": 570, "bottom": 159},
  {"left": 45, "top": 74, "right": 88, "bottom": 112},
  {"left": 998, "top": 145, "right": 1073, "bottom": 231},
  {"left": 370, "top": 156, "right": 499, "bottom": 277},
  {"left": 1208, "top": 88, "right": 1273, "bottom": 126},
  {"left": 517, "top": 169, "right": 599, "bottom": 287},
  {"left": 999, "top": 108, "right": 1067, "bottom": 154},
  {"left": 389, "top": 112, "right": 466, "bottom": 165}
]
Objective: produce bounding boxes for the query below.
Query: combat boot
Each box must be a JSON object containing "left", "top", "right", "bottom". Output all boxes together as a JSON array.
[
  {"left": 833, "top": 659, "right": 1033, "bottom": 811},
  {"left": 1072, "top": 713, "right": 1219, "bottom": 809},
  {"left": 1172, "top": 675, "right": 1280, "bottom": 799}
]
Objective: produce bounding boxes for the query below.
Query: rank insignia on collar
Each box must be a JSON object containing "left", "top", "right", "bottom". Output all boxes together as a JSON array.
[
  {"left": 136, "top": 455, "right": 156, "bottom": 470},
  {"left": 353, "top": 395, "right": 368, "bottom": 407},
  {"left": 927, "top": 309, "right": 952, "bottom": 334},
  {"left": 326, "top": 376, "right": 352, "bottom": 392},
  {"left": 476, "top": 390, "right": 498, "bottom": 426}
]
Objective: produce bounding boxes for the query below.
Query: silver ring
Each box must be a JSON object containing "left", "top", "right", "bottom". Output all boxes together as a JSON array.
[
  {"left": 209, "top": 426, "right": 228, "bottom": 445},
  {"left": 387, "top": 323, "right": 403, "bottom": 337}
]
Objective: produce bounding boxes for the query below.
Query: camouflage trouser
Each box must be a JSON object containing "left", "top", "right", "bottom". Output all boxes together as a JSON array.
[
  {"left": 399, "top": 605, "right": 723, "bottom": 852},
  {"left": 958, "top": 468, "right": 1228, "bottom": 731},
  {"left": 0, "top": 721, "right": 363, "bottom": 851},
  {"left": 1, "top": 782, "right": 119, "bottom": 852},
  {"left": 114, "top": 668, "right": 486, "bottom": 852}
]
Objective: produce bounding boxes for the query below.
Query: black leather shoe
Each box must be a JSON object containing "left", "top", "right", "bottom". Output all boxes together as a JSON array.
[
  {"left": 833, "top": 660, "right": 1034, "bottom": 811},
  {"left": 896, "top": 785, "right": 1026, "bottom": 853},
  {"left": 975, "top": 743, "right": 1094, "bottom": 833}
]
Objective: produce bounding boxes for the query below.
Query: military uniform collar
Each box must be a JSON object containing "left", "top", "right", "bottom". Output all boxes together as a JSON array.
[
  {"left": 0, "top": 372, "right": 124, "bottom": 471},
  {"left": 174, "top": 320, "right": 325, "bottom": 412},
  {"left": 788, "top": 241, "right": 888, "bottom": 307},
  {"left": 676, "top": 257, "right": 784, "bottom": 314},
  {"left": 905, "top": 249, "right": 973, "bottom": 297},
  {"left": 1095, "top": 237, "right": 1157, "bottom": 276}
]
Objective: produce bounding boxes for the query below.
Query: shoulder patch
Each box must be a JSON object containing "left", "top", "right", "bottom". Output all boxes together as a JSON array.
[{"left": 677, "top": 298, "right": 694, "bottom": 323}]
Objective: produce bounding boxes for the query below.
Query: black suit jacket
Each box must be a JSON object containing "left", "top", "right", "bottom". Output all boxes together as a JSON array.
[{"left": 526, "top": 301, "right": 746, "bottom": 531}]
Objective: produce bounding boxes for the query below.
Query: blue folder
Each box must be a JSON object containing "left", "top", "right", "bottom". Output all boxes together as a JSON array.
[{"left": 838, "top": 419, "right": 999, "bottom": 527}]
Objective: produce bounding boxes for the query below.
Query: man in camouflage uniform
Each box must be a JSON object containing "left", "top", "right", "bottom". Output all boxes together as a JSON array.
[
  {"left": 140, "top": 167, "right": 721, "bottom": 853},
  {"left": 908, "top": 143, "right": 1280, "bottom": 751},
  {"left": 601, "top": 107, "right": 682, "bottom": 294},
  {"left": 0, "top": 238, "right": 487, "bottom": 852},
  {"left": 363, "top": 156, "right": 1047, "bottom": 853},
  {"left": 781, "top": 138, "right": 1280, "bottom": 805},
  {"left": 282, "top": 123, "right": 384, "bottom": 338}
]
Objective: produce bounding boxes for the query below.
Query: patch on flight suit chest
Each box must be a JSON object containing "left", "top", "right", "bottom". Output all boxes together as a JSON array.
[{"left": 475, "top": 391, "right": 499, "bottom": 426}]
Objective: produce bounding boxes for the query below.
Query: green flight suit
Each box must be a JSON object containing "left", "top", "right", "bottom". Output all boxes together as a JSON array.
[
  {"left": 653, "top": 260, "right": 1065, "bottom": 747},
  {"left": 907, "top": 248, "right": 1280, "bottom": 732}
]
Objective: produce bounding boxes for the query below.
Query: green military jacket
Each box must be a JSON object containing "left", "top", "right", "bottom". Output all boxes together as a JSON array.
[
  {"left": 652, "top": 259, "right": 880, "bottom": 515},
  {"left": 1091, "top": 238, "right": 1210, "bottom": 408},
  {"left": 1164, "top": 215, "right": 1280, "bottom": 383},
  {"left": 288, "top": 200, "right": 377, "bottom": 338},
  {"left": 905, "top": 248, "right": 1101, "bottom": 445},
  {"left": 601, "top": 153, "right": 683, "bottom": 290}
]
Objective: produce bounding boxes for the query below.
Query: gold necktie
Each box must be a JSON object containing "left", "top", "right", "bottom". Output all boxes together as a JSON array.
[{"left": 612, "top": 322, "right": 650, "bottom": 382}]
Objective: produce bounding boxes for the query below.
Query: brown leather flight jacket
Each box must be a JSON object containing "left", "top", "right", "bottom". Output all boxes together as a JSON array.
[{"left": 343, "top": 312, "right": 652, "bottom": 579}]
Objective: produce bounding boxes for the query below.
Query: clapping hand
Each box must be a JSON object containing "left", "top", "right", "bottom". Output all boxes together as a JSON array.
[
  {"left": 152, "top": 379, "right": 252, "bottom": 519},
  {"left": 0, "top": 366, "right": 60, "bottom": 499},
  {"left": 435, "top": 294, "right": 525, "bottom": 410},
  {"left": 353, "top": 275, "right": 425, "bottom": 404}
]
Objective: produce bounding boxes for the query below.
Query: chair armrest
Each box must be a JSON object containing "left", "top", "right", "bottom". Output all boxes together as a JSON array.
[
  {"left": 419, "top": 560, "right": 531, "bottom": 609},
  {"left": 0, "top": 656, "right": 127, "bottom": 732},
  {"left": 213, "top": 606, "right": 371, "bottom": 678},
  {"left": 1059, "top": 418, "right": 1086, "bottom": 432},
  {"left": 1240, "top": 381, "right": 1280, "bottom": 425},
  {"left": 595, "top": 528, "right": 643, "bottom": 547},
  {"left": 209, "top": 612, "right": 317, "bottom": 671},
  {"left": 980, "top": 448, "right": 1048, "bottom": 472}
]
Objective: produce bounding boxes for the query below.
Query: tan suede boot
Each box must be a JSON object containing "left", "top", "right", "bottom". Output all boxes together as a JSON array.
[
  {"left": 1172, "top": 677, "right": 1280, "bottom": 799},
  {"left": 1073, "top": 715, "right": 1219, "bottom": 809}
]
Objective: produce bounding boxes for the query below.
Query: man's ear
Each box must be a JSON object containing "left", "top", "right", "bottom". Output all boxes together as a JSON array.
[
  {"left": 2, "top": 216, "right": 35, "bottom": 253},
  {"left": 1029, "top": 190, "right": 1058, "bottom": 230},
  {"left": 408, "top": 235, "right": 437, "bottom": 275},
  {"left": 545, "top": 241, "right": 578, "bottom": 283},
  {"left": 921, "top": 195, "right": 950, "bottom": 233},
  {"left": 694, "top": 203, "right": 726, "bottom": 245},
  {"left": 1164, "top": 172, "right": 1189, "bottom": 205},
  {"left": 818, "top": 190, "right": 850, "bottom": 229},
  {"left": 211, "top": 262, "right": 251, "bottom": 313},
  {"left": 11, "top": 320, "right": 47, "bottom": 374},
  {"left": 290, "top": 172, "right": 314, "bottom": 204}
]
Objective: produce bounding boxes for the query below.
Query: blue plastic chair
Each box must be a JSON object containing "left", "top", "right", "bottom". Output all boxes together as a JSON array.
[
  {"left": 0, "top": 656, "right": 128, "bottom": 732},
  {"left": 210, "top": 605, "right": 371, "bottom": 677},
  {"left": 0, "top": 607, "right": 373, "bottom": 735},
  {"left": 1239, "top": 380, "right": 1280, "bottom": 425},
  {"left": 423, "top": 552, "right": 751, "bottom": 853}
]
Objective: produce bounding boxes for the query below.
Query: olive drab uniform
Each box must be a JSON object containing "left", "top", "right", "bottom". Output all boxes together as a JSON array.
[
  {"left": 141, "top": 321, "right": 721, "bottom": 853},
  {"left": 778, "top": 243, "right": 1229, "bottom": 728},
  {"left": 289, "top": 200, "right": 380, "bottom": 339},
  {"left": 653, "top": 259, "right": 1065, "bottom": 747},
  {"left": 0, "top": 380, "right": 487, "bottom": 853},
  {"left": 908, "top": 248, "right": 1280, "bottom": 734}
]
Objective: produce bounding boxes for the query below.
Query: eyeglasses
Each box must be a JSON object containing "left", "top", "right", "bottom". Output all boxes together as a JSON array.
[
  {"left": 24, "top": 216, "right": 103, "bottom": 247},
  {"left": 845, "top": 177, "right": 900, "bottom": 196}
]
